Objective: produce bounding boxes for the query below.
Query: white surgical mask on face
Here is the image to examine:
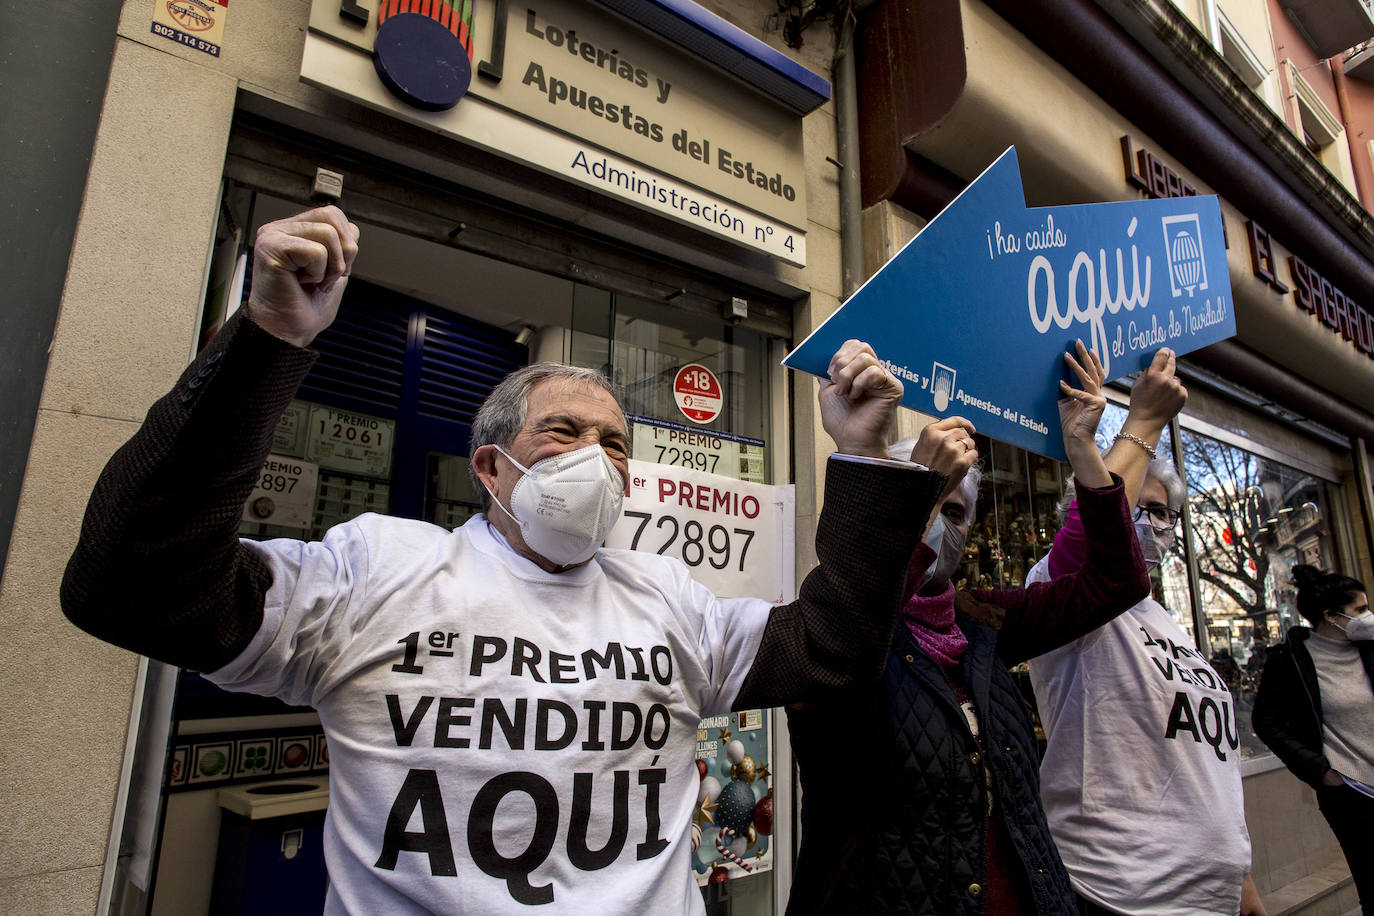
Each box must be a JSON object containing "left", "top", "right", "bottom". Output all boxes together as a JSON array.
[
  {"left": 1331, "top": 610, "right": 1374, "bottom": 641},
  {"left": 920, "top": 514, "right": 967, "bottom": 591},
  {"left": 1133, "top": 518, "right": 1174, "bottom": 570},
  {"left": 486, "top": 442, "right": 625, "bottom": 567}
]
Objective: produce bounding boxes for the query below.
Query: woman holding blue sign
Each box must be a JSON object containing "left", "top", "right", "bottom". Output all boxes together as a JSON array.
[
  {"left": 786, "top": 341, "right": 1149, "bottom": 915},
  {"left": 1025, "top": 348, "right": 1265, "bottom": 916}
]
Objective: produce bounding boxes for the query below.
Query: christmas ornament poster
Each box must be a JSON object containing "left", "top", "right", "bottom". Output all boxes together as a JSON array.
[{"left": 692, "top": 709, "right": 775, "bottom": 886}]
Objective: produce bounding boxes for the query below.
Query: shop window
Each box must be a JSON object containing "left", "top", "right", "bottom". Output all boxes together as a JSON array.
[
  {"left": 426, "top": 453, "right": 481, "bottom": 530},
  {"left": 1179, "top": 428, "right": 1342, "bottom": 758},
  {"left": 1216, "top": 10, "right": 1270, "bottom": 91},
  {"left": 1286, "top": 60, "right": 1357, "bottom": 191},
  {"left": 962, "top": 439, "right": 1064, "bottom": 590},
  {"left": 570, "top": 290, "right": 779, "bottom": 913},
  {"left": 571, "top": 291, "right": 773, "bottom": 483}
]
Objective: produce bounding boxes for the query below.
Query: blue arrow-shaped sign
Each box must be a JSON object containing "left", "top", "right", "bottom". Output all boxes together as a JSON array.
[{"left": 784, "top": 147, "right": 1235, "bottom": 460}]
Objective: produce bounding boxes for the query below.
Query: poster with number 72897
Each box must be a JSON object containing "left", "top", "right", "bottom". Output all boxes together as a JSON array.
[
  {"left": 604, "top": 459, "right": 796, "bottom": 605},
  {"left": 604, "top": 459, "right": 795, "bottom": 885}
]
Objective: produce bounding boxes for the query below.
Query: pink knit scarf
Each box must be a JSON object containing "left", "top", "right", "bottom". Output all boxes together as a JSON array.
[{"left": 901, "top": 582, "right": 968, "bottom": 669}]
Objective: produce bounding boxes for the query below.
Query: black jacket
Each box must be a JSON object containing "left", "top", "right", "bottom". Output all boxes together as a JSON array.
[
  {"left": 1252, "top": 626, "right": 1374, "bottom": 788},
  {"left": 786, "top": 479, "right": 1147, "bottom": 916}
]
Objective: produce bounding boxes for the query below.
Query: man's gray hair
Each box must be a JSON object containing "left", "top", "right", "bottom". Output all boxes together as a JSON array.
[
  {"left": 888, "top": 437, "right": 983, "bottom": 507},
  {"left": 1057, "top": 455, "right": 1184, "bottom": 521},
  {"left": 467, "top": 362, "right": 623, "bottom": 511}
]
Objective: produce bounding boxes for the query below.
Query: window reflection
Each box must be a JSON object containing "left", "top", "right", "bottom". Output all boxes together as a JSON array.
[
  {"left": 1180, "top": 429, "right": 1339, "bottom": 758},
  {"left": 570, "top": 292, "right": 772, "bottom": 481}
]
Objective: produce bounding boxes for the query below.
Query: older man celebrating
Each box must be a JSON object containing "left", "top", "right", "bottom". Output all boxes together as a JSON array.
[{"left": 62, "top": 207, "right": 956, "bottom": 914}]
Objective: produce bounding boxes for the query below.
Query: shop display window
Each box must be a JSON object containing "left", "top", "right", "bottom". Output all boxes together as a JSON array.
[
  {"left": 426, "top": 453, "right": 482, "bottom": 530},
  {"left": 961, "top": 438, "right": 1065, "bottom": 591},
  {"left": 570, "top": 291, "right": 772, "bottom": 478},
  {"left": 973, "top": 396, "right": 1348, "bottom": 763},
  {"left": 1179, "top": 428, "right": 1342, "bottom": 758}
]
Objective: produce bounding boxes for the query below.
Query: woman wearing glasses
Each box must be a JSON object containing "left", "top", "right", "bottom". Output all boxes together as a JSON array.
[{"left": 1026, "top": 348, "right": 1265, "bottom": 916}]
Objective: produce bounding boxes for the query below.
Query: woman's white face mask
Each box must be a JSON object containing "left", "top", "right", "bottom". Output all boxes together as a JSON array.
[
  {"left": 1330, "top": 610, "right": 1374, "bottom": 641},
  {"left": 486, "top": 442, "right": 625, "bottom": 567},
  {"left": 1133, "top": 518, "right": 1175, "bottom": 570},
  {"left": 919, "top": 514, "right": 967, "bottom": 591}
]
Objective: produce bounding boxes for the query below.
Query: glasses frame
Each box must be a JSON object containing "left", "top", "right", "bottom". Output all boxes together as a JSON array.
[{"left": 1134, "top": 503, "right": 1182, "bottom": 531}]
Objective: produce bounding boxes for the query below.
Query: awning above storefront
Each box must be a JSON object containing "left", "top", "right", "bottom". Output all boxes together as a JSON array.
[{"left": 591, "top": 0, "right": 832, "bottom": 114}]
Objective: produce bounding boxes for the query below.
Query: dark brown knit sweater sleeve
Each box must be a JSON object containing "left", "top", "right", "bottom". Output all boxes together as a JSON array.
[
  {"left": 733, "top": 458, "right": 946, "bottom": 710},
  {"left": 60, "top": 311, "right": 317, "bottom": 671}
]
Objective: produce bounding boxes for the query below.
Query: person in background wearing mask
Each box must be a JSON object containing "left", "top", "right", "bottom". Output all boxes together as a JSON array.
[
  {"left": 61, "top": 207, "right": 958, "bottom": 915},
  {"left": 1025, "top": 348, "right": 1265, "bottom": 916},
  {"left": 1253, "top": 565, "right": 1374, "bottom": 912},
  {"left": 786, "top": 342, "right": 1150, "bottom": 915}
]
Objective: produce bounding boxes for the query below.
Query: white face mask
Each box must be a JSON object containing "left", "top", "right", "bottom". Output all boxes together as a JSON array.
[
  {"left": 486, "top": 443, "right": 625, "bottom": 567},
  {"left": 1133, "top": 518, "right": 1174, "bottom": 570},
  {"left": 1331, "top": 610, "right": 1374, "bottom": 641},
  {"left": 919, "top": 514, "right": 967, "bottom": 591}
]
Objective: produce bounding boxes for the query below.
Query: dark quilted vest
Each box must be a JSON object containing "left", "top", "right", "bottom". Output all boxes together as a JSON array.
[{"left": 786, "top": 618, "right": 1077, "bottom": 915}]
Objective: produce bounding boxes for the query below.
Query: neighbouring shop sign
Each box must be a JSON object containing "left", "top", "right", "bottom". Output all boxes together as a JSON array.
[
  {"left": 243, "top": 455, "right": 320, "bottom": 529},
  {"left": 1246, "top": 220, "right": 1374, "bottom": 359},
  {"left": 1121, "top": 135, "right": 1200, "bottom": 201},
  {"left": 784, "top": 146, "right": 1237, "bottom": 461},
  {"left": 628, "top": 415, "right": 766, "bottom": 484},
  {"left": 152, "top": 0, "right": 229, "bottom": 57},
  {"left": 302, "top": 0, "right": 808, "bottom": 265}
]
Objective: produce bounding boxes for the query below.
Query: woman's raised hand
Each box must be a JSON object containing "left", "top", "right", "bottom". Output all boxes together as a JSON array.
[{"left": 1059, "top": 340, "right": 1112, "bottom": 489}]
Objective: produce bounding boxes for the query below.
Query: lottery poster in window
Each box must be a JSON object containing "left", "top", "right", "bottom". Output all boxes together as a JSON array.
[
  {"left": 691, "top": 710, "right": 775, "bottom": 885},
  {"left": 604, "top": 459, "right": 792, "bottom": 887},
  {"left": 306, "top": 405, "right": 395, "bottom": 478},
  {"left": 605, "top": 459, "right": 795, "bottom": 604},
  {"left": 242, "top": 455, "right": 319, "bottom": 529},
  {"left": 628, "top": 415, "right": 767, "bottom": 484},
  {"left": 273, "top": 401, "right": 310, "bottom": 458}
]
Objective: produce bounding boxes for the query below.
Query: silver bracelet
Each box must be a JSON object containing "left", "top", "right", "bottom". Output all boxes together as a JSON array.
[{"left": 1113, "top": 432, "right": 1157, "bottom": 459}]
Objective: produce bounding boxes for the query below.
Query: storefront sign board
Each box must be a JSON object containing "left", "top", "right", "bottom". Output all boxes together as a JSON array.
[
  {"left": 301, "top": 0, "right": 808, "bottom": 263},
  {"left": 784, "top": 146, "right": 1236, "bottom": 461}
]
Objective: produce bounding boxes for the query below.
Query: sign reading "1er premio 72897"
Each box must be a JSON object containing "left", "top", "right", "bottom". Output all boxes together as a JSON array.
[{"left": 605, "top": 459, "right": 795, "bottom": 604}]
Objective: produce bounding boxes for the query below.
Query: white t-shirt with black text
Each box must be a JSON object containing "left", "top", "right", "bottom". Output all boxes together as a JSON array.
[
  {"left": 210, "top": 513, "right": 772, "bottom": 914},
  {"left": 1027, "top": 556, "right": 1251, "bottom": 916}
]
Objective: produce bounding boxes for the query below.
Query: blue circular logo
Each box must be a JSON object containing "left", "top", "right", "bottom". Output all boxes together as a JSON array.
[{"left": 372, "top": 12, "right": 472, "bottom": 112}]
